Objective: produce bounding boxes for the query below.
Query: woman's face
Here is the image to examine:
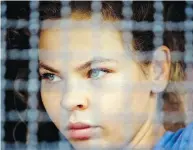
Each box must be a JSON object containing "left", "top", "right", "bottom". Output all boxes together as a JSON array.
[{"left": 39, "top": 18, "right": 153, "bottom": 149}]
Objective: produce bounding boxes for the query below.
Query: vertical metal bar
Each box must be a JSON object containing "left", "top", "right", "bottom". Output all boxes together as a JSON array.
[
  {"left": 27, "top": 1, "right": 39, "bottom": 150},
  {"left": 184, "top": 1, "right": 193, "bottom": 124},
  {"left": 122, "top": 1, "right": 133, "bottom": 149},
  {"left": 153, "top": 0, "right": 164, "bottom": 143},
  {"left": 1, "top": 2, "right": 7, "bottom": 150},
  {"left": 91, "top": 1, "right": 102, "bottom": 149},
  {"left": 59, "top": 1, "right": 72, "bottom": 150}
]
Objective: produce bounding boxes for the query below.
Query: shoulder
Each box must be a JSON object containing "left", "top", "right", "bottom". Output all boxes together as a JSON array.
[{"left": 154, "top": 122, "right": 193, "bottom": 150}]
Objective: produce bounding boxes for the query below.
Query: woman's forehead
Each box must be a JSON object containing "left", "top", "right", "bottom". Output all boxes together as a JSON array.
[{"left": 39, "top": 22, "right": 130, "bottom": 53}]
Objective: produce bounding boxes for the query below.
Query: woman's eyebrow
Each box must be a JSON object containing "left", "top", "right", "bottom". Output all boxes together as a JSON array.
[
  {"left": 39, "top": 62, "right": 60, "bottom": 73},
  {"left": 39, "top": 58, "right": 117, "bottom": 73},
  {"left": 75, "top": 57, "right": 117, "bottom": 71}
]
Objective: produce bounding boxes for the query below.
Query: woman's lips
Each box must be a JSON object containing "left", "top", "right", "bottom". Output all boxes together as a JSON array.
[{"left": 67, "top": 122, "right": 98, "bottom": 140}]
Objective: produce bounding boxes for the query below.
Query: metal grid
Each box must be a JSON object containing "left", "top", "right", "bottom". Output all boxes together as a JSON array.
[{"left": 1, "top": 1, "right": 193, "bottom": 150}]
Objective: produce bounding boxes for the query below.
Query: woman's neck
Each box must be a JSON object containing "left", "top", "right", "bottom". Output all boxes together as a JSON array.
[
  {"left": 128, "top": 119, "right": 165, "bottom": 150},
  {"left": 126, "top": 95, "right": 166, "bottom": 150}
]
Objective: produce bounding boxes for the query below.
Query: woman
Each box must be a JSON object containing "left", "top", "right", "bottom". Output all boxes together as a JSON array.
[{"left": 11, "top": 1, "right": 192, "bottom": 150}]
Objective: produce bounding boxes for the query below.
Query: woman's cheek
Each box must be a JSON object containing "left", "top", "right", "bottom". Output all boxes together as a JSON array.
[
  {"left": 93, "top": 74, "right": 133, "bottom": 120},
  {"left": 41, "top": 81, "right": 66, "bottom": 126},
  {"left": 91, "top": 72, "right": 127, "bottom": 92},
  {"left": 41, "top": 80, "right": 66, "bottom": 92}
]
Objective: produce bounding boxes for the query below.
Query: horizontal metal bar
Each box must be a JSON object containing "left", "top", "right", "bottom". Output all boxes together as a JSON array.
[{"left": 3, "top": 19, "right": 193, "bottom": 31}]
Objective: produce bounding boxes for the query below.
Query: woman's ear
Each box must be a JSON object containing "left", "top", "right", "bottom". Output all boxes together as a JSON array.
[{"left": 151, "top": 46, "right": 171, "bottom": 93}]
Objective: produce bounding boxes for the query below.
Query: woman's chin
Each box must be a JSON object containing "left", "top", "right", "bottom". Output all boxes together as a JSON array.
[
  {"left": 69, "top": 136, "right": 104, "bottom": 149},
  {"left": 69, "top": 138, "right": 125, "bottom": 150}
]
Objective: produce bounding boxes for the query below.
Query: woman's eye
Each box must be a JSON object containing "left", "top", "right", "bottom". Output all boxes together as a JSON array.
[
  {"left": 41, "top": 73, "right": 61, "bottom": 82},
  {"left": 87, "top": 68, "right": 111, "bottom": 79}
]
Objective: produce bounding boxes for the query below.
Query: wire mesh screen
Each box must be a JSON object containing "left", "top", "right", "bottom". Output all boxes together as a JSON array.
[{"left": 1, "top": 1, "right": 193, "bottom": 150}]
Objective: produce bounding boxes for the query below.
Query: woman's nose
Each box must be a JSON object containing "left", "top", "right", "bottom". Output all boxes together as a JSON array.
[{"left": 60, "top": 80, "right": 89, "bottom": 111}]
